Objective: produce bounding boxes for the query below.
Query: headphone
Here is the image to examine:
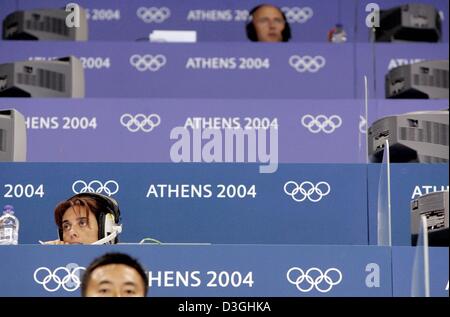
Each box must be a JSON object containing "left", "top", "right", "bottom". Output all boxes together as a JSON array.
[
  {"left": 246, "top": 5, "right": 292, "bottom": 42},
  {"left": 58, "top": 192, "right": 122, "bottom": 244}
]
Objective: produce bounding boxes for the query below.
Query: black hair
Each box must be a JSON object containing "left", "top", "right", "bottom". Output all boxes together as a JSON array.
[
  {"left": 81, "top": 252, "right": 149, "bottom": 296},
  {"left": 246, "top": 4, "right": 292, "bottom": 42}
]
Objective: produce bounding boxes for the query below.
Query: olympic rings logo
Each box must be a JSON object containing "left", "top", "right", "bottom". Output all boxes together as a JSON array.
[
  {"left": 33, "top": 263, "right": 86, "bottom": 292},
  {"left": 289, "top": 55, "right": 326, "bottom": 73},
  {"left": 284, "top": 181, "right": 331, "bottom": 202},
  {"left": 130, "top": 54, "right": 167, "bottom": 72},
  {"left": 287, "top": 267, "right": 343, "bottom": 293},
  {"left": 72, "top": 180, "right": 119, "bottom": 196},
  {"left": 120, "top": 113, "right": 161, "bottom": 133},
  {"left": 281, "top": 7, "right": 314, "bottom": 24},
  {"left": 301, "top": 115, "right": 342, "bottom": 134},
  {"left": 137, "top": 7, "right": 171, "bottom": 23}
]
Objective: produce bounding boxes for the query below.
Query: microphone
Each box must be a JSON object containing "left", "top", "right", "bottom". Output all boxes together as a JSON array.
[{"left": 91, "top": 224, "right": 122, "bottom": 245}]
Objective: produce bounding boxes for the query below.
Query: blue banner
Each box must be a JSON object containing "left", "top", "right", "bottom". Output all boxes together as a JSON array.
[
  {"left": 1, "top": 42, "right": 446, "bottom": 99},
  {"left": 2, "top": 98, "right": 446, "bottom": 163},
  {"left": 0, "top": 163, "right": 368, "bottom": 245},
  {"left": 1, "top": 245, "right": 447, "bottom": 297},
  {"left": 0, "top": 244, "right": 392, "bottom": 297},
  {"left": 4, "top": 98, "right": 363, "bottom": 163},
  {"left": 0, "top": 42, "right": 356, "bottom": 99}
]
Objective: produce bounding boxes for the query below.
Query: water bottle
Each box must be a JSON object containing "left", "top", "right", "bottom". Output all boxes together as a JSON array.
[{"left": 0, "top": 205, "right": 19, "bottom": 245}]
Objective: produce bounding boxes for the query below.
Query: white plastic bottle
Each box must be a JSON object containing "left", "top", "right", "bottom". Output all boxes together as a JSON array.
[{"left": 0, "top": 205, "right": 19, "bottom": 245}]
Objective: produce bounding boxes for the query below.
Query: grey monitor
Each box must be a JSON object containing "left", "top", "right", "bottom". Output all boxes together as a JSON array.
[
  {"left": 0, "top": 56, "right": 85, "bottom": 98},
  {"left": 368, "top": 110, "right": 449, "bottom": 163},
  {"left": 385, "top": 60, "right": 449, "bottom": 99},
  {"left": 3, "top": 7, "right": 88, "bottom": 41},
  {"left": 0, "top": 109, "right": 26, "bottom": 162},
  {"left": 411, "top": 190, "right": 449, "bottom": 246},
  {"left": 374, "top": 3, "right": 441, "bottom": 42}
]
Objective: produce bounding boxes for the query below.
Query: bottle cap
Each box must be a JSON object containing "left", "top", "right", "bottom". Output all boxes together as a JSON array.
[{"left": 3, "top": 205, "right": 14, "bottom": 214}]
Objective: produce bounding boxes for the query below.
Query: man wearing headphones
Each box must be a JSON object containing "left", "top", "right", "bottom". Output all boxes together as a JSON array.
[
  {"left": 246, "top": 4, "right": 292, "bottom": 42},
  {"left": 41, "top": 193, "right": 122, "bottom": 245}
]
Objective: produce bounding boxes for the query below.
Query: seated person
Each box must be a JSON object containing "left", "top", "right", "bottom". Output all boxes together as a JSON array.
[
  {"left": 246, "top": 4, "right": 292, "bottom": 42},
  {"left": 41, "top": 192, "right": 121, "bottom": 245},
  {"left": 81, "top": 252, "right": 148, "bottom": 297}
]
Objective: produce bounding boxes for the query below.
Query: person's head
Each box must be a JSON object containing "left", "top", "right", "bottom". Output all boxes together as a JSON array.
[
  {"left": 81, "top": 252, "right": 148, "bottom": 297},
  {"left": 54, "top": 193, "right": 120, "bottom": 244},
  {"left": 246, "top": 4, "right": 291, "bottom": 42}
]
